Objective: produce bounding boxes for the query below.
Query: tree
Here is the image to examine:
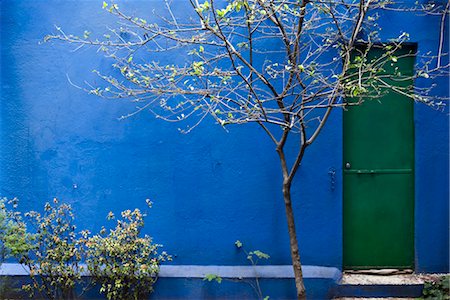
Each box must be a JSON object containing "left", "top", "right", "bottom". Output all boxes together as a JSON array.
[{"left": 45, "top": 1, "right": 449, "bottom": 298}]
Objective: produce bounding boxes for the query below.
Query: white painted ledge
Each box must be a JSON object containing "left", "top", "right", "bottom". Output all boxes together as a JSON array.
[
  {"left": 0, "top": 263, "right": 341, "bottom": 280},
  {"left": 159, "top": 265, "right": 341, "bottom": 279}
]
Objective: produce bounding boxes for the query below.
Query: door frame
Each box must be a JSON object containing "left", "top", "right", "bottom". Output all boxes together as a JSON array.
[{"left": 342, "top": 43, "right": 417, "bottom": 270}]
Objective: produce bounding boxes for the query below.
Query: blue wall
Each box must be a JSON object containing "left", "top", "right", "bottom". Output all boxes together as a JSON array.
[
  {"left": 0, "top": 0, "right": 448, "bottom": 298},
  {"left": 0, "top": 0, "right": 342, "bottom": 267}
]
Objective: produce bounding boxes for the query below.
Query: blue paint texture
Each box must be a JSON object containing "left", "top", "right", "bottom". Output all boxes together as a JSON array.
[
  {"left": 333, "top": 284, "right": 424, "bottom": 298},
  {"left": 0, "top": 0, "right": 448, "bottom": 298},
  {"left": 0, "top": 276, "right": 337, "bottom": 300}
]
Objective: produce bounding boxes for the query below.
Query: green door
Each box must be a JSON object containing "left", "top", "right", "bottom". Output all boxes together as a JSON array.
[{"left": 343, "top": 46, "right": 415, "bottom": 269}]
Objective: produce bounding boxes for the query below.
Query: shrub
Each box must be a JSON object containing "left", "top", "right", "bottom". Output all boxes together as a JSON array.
[
  {"left": 421, "top": 275, "right": 450, "bottom": 300},
  {"left": 0, "top": 198, "right": 34, "bottom": 261},
  {"left": 85, "top": 202, "right": 171, "bottom": 300},
  {"left": 0, "top": 198, "right": 34, "bottom": 298},
  {"left": 0, "top": 198, "right": 170, "bottom": 300},
  {"left": 20, "top": 198, "right": 86, "bottom": 300}
]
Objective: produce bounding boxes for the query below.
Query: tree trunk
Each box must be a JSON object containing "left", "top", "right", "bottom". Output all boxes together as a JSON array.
[{"left": 282, "top": 182, "right": 306, "bottom": 300}]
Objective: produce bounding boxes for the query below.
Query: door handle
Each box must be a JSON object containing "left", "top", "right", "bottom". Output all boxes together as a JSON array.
[{"left": 345, "top": 162, "right": 351, "bottom": 169}]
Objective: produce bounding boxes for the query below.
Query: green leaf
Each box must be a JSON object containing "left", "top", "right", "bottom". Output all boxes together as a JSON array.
[
  {"left": 252, "top": 250, "right": 270, "bottom": 259},
  {"left": 102, "top": 1, "right": 108, "bottom": 9},
  {"left": 216, "top": 9, "right": 225, "bottom": 18},
  {"left": 203, "top": 274, "right": 222, "bottom": 283},
  {"left": 196, "top": 1, "right": 210, "bottom": 13}
]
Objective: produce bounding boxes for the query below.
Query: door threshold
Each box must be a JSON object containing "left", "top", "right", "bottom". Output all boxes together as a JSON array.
[
  {"left": 344, "top": 269, "right": 414, "bottom": 275},
  {"left": 339, "top": 272, "right": 445, "bottom": 285}
]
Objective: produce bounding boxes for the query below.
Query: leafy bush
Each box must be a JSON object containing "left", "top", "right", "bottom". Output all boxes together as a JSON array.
[
  {"left": 0, "top": 198, "right": 170, "bottom": 300},
  {"left": 0, "top": 198, "right": 34, "bottom": 261},
  {"left": 421, "top": 275, "right": 450, "bottom": 300},
  {"left": 0, "top": 198, "right": 35, "bottom": 298},
  {"left": 85, "top": 201, "right": 170, "bottom": 300},
  {"left": 20, "top": 198, "right": 86, "bottom": 300}
]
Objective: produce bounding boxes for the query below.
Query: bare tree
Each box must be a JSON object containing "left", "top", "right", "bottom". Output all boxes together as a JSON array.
[{"left": 45, "top": 1, "right": 449, "bottom": 298}]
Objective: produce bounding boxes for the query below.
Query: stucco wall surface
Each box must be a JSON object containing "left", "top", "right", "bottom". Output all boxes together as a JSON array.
[
  {"left": 0, "top": 0, "right": 343, "bottom": 267},
  {"left": 0, "top": 0, "right": 448, "bottom": 298}
]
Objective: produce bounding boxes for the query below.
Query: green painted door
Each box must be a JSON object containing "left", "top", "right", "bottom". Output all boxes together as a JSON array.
[{"left": 343, "top": 46, "right": 415, "bottom": 269}]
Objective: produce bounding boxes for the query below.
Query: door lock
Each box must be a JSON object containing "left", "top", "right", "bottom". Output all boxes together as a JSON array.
[{"left": 345, "top": 162, "right": 351, "bottom": 169}]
